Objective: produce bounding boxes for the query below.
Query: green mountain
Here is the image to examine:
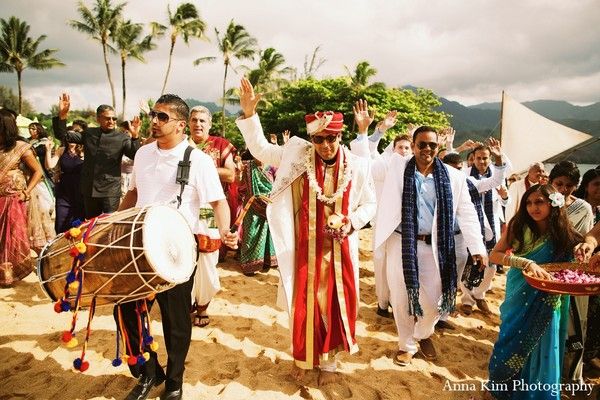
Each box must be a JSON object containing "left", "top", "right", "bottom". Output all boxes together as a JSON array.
[{"left": 436, "top": 97, "right": 600, "bottom": 164}]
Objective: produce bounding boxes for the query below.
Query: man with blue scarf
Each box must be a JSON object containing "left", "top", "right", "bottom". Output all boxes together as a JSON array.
[{"left": 370, "top": 126, "right": 487, "bottom": 366}]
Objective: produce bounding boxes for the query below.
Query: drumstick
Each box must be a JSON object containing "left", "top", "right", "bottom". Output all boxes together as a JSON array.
[{"left": 230, "top": 195, "right": 272, "bottom": 233}]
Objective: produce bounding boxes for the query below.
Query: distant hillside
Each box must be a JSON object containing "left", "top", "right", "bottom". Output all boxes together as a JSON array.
[
  {"left": 184, "top": 99, "right": 240, "bottom": 116},
  {"left": 436, "top": 97, "right": 600, "bottom": 164}
]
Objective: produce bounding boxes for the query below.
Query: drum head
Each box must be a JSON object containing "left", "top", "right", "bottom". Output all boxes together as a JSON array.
[{"left": 142, "top": 205, "right": 197, "bottom": 284}]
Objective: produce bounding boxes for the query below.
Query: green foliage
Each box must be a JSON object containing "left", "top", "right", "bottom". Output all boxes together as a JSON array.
[
  {"left": 259, "top": 78, "right": 450, "bottom": 145},
  {"left": 0, "top": 85, "right": 34, "bottom": 115},
  {"left": 210, "top": 111, "right": 244, "bottom": 150}
]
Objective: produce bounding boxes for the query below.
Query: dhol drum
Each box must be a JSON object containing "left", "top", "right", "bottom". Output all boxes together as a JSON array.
[{"left": 37, "top": 205, "right": 197, "bottom": 307}]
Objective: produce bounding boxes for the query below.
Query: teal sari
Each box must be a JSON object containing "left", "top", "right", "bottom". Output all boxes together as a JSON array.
[
  {"left": 239, "top": 160, "right": 277, "bottom": 274},
  {"left": 488, "top": 231, "right": 570, "bottom": 399}
]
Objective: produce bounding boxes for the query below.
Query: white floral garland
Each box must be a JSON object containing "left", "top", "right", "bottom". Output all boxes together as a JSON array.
[{"left": 304, "top": 146, "right": 351, "bottom": 204}]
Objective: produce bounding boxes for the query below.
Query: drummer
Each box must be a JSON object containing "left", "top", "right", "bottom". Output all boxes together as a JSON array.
[{"left": 116, "top": 94, "right": 238, "bottom": 400}]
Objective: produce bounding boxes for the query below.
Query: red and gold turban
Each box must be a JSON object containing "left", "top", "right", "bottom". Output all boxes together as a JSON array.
[{"left": 305, "top": 111, "right": 344, "bottom": 136}]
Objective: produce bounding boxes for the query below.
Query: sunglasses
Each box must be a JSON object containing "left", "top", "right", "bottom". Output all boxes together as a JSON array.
[
  {"left": 149, "top": 110, "right": 178, "bottom": 124},
  {"left": 416, "top": 141, "right": 438, "bottom": 150},
  {"left": 311, "top": 134, "right": 339, "bottom": 144},
  {"left": 102, "top": 116, "right": 118, "bottom": 121}
]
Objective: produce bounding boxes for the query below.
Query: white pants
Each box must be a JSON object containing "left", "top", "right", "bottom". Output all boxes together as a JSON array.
[
  {"left": 191, "top": 249, "right": 220, "bottom": 306},
  {"left": 440, "top": 233, "right": 468, "bottom": 321},
  {"left": 374, "top": 244, "right": 390, "bottom": 310},
  {"left": 386, "top": 233, "right": 441, "bottom": 355}
]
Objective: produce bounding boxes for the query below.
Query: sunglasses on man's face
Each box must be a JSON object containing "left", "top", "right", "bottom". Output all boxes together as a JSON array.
[
  {"left": 102, "top": 116, "right": 118, "bottom": 122},
  {"left": 311, "top": 134, "right": 339, "bottom": 144},
  {"left": 149, "top": 110, "right": 177, "bottom": 124},
  {"left": 416, "top": 141, "right": 438, "bottom": 150}
]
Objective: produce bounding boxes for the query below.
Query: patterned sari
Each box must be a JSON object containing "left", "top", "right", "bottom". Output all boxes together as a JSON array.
[
  {"left": 239, "top": 160, "right": 277, "bottom": 274},
  {"left": 488, "top": 230, "right": 570, "bottom": 399},
  {"left": 0, "top": 142, "right": 34, "bottom": 285}
]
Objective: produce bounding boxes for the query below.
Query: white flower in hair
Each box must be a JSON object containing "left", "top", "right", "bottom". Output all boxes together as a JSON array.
[{"left": 548, "top": 192, "right": 565, "bottom": 208}]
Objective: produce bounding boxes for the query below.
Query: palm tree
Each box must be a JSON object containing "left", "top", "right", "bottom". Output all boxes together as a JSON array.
[
  {"left": 153, "top": 3, "right": 207, "bottom": 95},
  {"left": 0, "top": 16, "right": 64, "bottom": 114},
  {"left": 302, "top": 45, "right": 326, "bottom": 79},
  {"left": 70, "top": 0, "right": 126, "bottom": 109},
  {"left": 344, "top": 60, "right": 381, "bottom": 89},
  {"left": 249, "top": 47, "right": 292, "bottom": 93},
  {"left": 196, "top": 20, "right": 256, "bottom": 135},
  {"left": 112, "top": 19, "right": 156, "bottom": 117}
]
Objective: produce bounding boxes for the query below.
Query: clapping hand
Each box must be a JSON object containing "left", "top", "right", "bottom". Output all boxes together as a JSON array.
[
  {"left": 353, "top": 99, "right": 374, "bottom": 134},
  {"left": 239, "top": 78, "right": 262, "bottom": 118}
]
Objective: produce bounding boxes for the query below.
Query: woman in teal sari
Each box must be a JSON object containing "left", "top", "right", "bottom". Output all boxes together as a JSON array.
[
  {"left": 238, "top": 151, "right": 278, "bottom": 274},
  {"left": 488, "top": 184, "right": 581, "bottom": 399}
]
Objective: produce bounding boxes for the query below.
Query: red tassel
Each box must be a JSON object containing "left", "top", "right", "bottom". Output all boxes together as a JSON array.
[{"left": 62, "top": 331, "right": 73, "bottom": 343}]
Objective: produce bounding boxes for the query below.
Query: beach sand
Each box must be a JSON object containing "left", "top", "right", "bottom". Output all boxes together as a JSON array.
[{"left": 1, "top": 229, "right": 598, "bottom": 399}]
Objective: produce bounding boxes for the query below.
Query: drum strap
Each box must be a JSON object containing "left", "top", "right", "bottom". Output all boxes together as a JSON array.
[{"left": 175, "top": 146, "right": 195, "bottom": 209}]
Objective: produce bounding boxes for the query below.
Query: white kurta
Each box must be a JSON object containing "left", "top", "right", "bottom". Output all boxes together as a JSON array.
[{"left": 235, "top": 115, "right": 377, "bottom": 318}]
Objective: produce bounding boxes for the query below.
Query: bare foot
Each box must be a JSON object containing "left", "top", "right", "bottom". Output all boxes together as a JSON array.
[
  {"left": 318, "top": 370, "right": 339, "bottom": 386},
  {"left": 289, "top": 364, "right": 306, "bottom": 382}
]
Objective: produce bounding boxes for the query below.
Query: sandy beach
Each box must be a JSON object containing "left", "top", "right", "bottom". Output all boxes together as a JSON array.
[{"left": 1, "top": 228, "right": 598, "bottom": 400}]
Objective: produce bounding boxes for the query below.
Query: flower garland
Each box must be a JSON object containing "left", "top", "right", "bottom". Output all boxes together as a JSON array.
[{"left": 304, "top": 146, "right": 351, "bottom": 205}]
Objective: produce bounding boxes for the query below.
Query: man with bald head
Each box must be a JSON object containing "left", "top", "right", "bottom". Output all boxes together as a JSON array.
[{"left": 504, "top": 161, "right": 546, "bottom": 223}]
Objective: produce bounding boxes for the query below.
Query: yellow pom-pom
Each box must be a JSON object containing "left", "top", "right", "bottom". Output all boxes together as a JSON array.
[
  {"left": 149, "top": 342, "right": 159, "bottom": 352},
  {"left": 69, "top": 227, "right": 82, "bottom": 238},
  {"left": 66, "top": 338, "right": 79, "bottom": 348},
  {"left": 68, "top": 281, "right": 80, "bottom": 292},
  {"left": 121, "top": 356, "right": 129, "bottom": 364},
  {"left": 143, "top": 352, "right": 150, "bottom": 361},
  {"left": 75, "top": 242, "right": 87, "bottom": 254},
  {"left": 146, "top": 293, "right": 155, "bottom": 301}
]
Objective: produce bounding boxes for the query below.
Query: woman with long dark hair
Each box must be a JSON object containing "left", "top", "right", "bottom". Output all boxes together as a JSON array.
[
  {"left": 0, "top": 110, "right": 43, "bottom": 285},
  {"left": 487, "top": 184, "right": 581, "bottom": 399},
  {"left": 574, "top": 168, "right": 600, "bottom": 223}
]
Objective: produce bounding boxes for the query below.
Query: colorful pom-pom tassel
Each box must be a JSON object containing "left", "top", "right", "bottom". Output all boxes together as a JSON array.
[
  {"left": 61, "top": 300, "right": 71, "bottom": 312},
  {"left": 75, "top": 242, "right": 87, "bottom": 254},
  {"left": 54, "top": 302, "right": 62, "bottom": 313},
  {"left": 127, "top": 355, "right": 137, "bottom": 366},
  {"left": 149, "top": 342, "right": 159, "bottom": 352},
  {"left": 143, "top": 352, "right": 150, "bottom": 361},
  {"left": 122, "top": 356, "right": 130, "bottom": 365},
  {"left": 143, "top": 335, "right": 154, "bottom": 346},
  {"left": 69, "top": 227, "right": 82, "bottom": 238},
  {"left": 146, "top": 293, "right": 155, "bottom": 301},
  {"left": 72, "top": 219, "right": 82, "bottom": 227},
  {"left": 69, "top": 247, "right": 80, "bottom": 258},
  {"left": 66, "top": 271, "right": 76, "bottom": 283},
  {"left": 68, "top": 281, "right": 80, "bottom": 292},
  {"left": 62, "top": 331, "right": 73, "bottom": 343},
  {"left": 136, "top": 354, "right": 146, "bottom": 365},
  {"left": 66, "top": 338, "right": 79, "bottom": 348},
  {"left": 73, "top": 358, "right": 89, "bottom": 372},
  {"left": 112, "top": 358, "right": 122, "bottom": 367}
]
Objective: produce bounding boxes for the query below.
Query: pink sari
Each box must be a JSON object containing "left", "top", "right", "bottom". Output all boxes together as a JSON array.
[{"left": 0, "top": 141, "right": 33, "bottom": 286}]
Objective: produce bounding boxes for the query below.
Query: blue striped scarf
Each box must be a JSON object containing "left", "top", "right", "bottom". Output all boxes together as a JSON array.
[
  {"left": 470, "top": 166, "right": 497, "bottom": 251},
  {"left": 401, "top": 157, "right": 456, "bottom": 316},
  {"left": 461, "top": 179, "right": 487, "bottom": 289}
]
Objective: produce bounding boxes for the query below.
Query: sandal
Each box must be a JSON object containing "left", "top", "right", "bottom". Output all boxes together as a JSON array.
[{"left": 193, "top": 313, "right": 210, "bottom": 328}]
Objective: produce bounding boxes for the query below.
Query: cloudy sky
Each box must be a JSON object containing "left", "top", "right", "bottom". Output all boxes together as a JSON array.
[{"left": 2, "top": 0, "right": 599, "bottom": 116}]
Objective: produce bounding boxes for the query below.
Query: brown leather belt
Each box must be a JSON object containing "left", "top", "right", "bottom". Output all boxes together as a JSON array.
[{"left": 416, "top": 234, "right": 432, "bottom": 244}]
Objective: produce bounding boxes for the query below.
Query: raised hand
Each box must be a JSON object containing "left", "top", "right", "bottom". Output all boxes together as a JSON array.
[
  {"left": 353, "top": 99, "right": 374, "bottom": 134},
  {"left": 129, "top": 116, "right": 141, "bottom": 139},
  {"left": 376, "top": 110, "right": 397, "bottom": 132},
  {"left": 239, "top": 78, "right": 262, "bottom": 118},
  {"left": 487, "top": 137, "right": 502, "bottom": 158},
  {"left": 58, "top": 93, "right": 70, "bottom": 119},
  {"left": 269, "top": 133, "right": 278, "bottom": 144},
  {"left": 282, "top": 129, "right": 290, "bottom": 144},
  {"left": 405, "top": 123, "right": 418, "bottom": 137}
]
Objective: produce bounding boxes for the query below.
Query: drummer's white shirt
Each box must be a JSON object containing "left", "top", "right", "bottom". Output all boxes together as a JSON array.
[{"left": 129, "top": 138, "right": 225, "bottom": 234}]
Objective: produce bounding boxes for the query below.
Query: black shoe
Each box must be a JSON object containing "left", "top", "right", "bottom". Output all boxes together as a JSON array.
[
  {"left": 435, "top": 320, "right": 456, "bottom": 330},
  {"left": 376, "top": 306, "right": 393, "bottom": 319},
  {"left": 160, "top": 388, "right": 183, "bottom": 400},
  {"left": 496, "top": 265, "right": 505, "bottom": 274},
  {"left": 125, "top": 374, "right": 165, "bottom": 400}
]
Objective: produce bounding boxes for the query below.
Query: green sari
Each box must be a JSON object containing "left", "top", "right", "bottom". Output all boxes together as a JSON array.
[
  {"left": 488, "top": 230, "right": 570, "bottom": 399},
  {"left": 239, "top": 160, "right": 277, "bottom": 274}
]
